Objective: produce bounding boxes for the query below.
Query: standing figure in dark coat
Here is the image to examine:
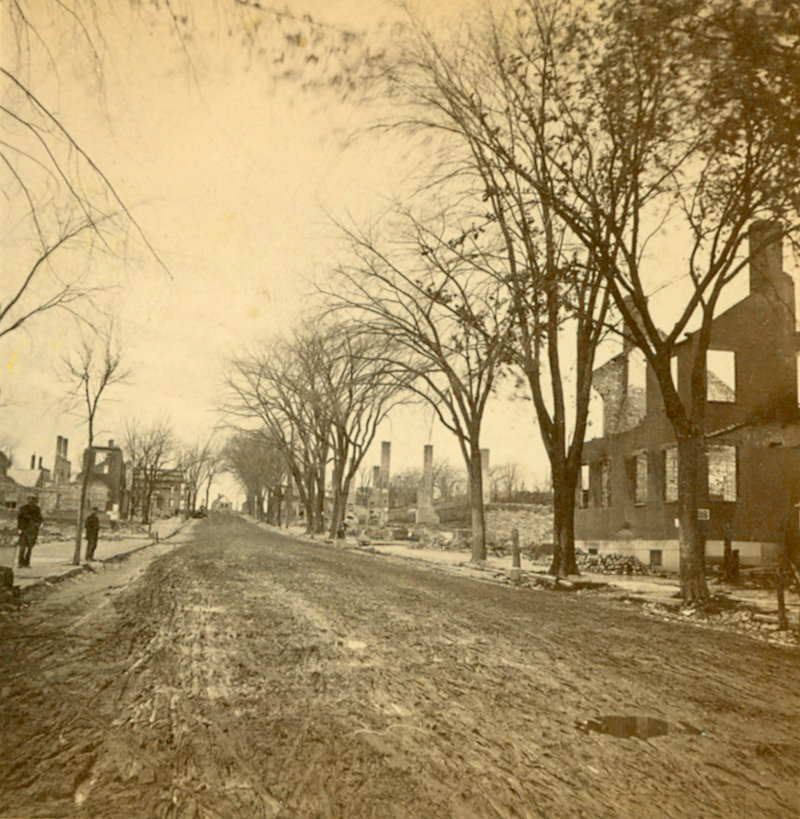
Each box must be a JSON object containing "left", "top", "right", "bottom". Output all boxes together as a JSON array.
[
  {"left": 85, "top": 508, "right": 100, "bottom": 561},
  {"left": 17, "top": 496, "right": 43, "bottom": 568}
]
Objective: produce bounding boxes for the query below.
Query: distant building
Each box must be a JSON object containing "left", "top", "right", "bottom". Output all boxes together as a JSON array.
[
  {"left": 0, "top": 452, "right": 23, "bottom": 510},
  {"left": 7, "top": 453, "right": 51, "bottom": 493},
  {"left": 53, "top": 436, "right": 71, "bottom": 485},
  {"left": 130, "top": 466, "right": 184, "bottom": 518},
  {"left": 211, "top": 494, "right": 232, "bottom": 512},
  {"left": 575, "top": 221, "right": 800, "bottom": 571},
  {"left": 75, "top": 439, "right": 126, "bottom": 514}
]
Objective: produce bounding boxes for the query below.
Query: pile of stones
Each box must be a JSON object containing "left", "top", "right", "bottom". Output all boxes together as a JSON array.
[{"left": 576, "top": 551, "right": 650, "bottom": 575}]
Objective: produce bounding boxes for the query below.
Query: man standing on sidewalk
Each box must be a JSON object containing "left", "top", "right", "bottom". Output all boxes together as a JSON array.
[
  {"left": 17, "top": 495, "right": 43, "bottom": 568},
  {"left": 85, "top": 507, "right": 100, "bottom": 561}
]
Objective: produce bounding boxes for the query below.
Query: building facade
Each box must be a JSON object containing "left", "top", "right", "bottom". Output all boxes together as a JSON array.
[
  {"left": 576, "top": 222, "right": 800, "bottom": 571},
  {"left": 130, "top": 467, "right": 185, "bottom": 518}
]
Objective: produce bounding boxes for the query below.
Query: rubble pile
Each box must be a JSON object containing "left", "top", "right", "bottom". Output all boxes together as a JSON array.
[
  {"left": 37, "top": 525, "right": 75, "bottom": 542},
  {"left": 411, "top": 529, "right": 468, "bottom": 551},
  {"left": 576, "top": 551, "right": 650, "bottom": 576},
  {"left": 638, "top": 600, "right": 799, "bottom": 646}
]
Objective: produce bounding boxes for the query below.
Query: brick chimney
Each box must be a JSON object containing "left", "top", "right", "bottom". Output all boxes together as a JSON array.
[
  {"left": 749, "top": 221, "right": 794, "bottom": 318},
  {"left": 30, "top": 454, "right": 35, "bottom": 469}
]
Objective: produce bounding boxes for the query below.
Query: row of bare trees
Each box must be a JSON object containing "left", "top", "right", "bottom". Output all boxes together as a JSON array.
[
  {"left": 225, "top": 322, "right": 410, "bottom": 538},
  {"left": 312, "top": 0, "right": 800, "bottom": 604}
]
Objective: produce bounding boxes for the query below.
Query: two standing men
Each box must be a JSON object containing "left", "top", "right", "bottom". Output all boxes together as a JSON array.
[{"left": 17, "top": 496, "right": 101, "bottom": 566}]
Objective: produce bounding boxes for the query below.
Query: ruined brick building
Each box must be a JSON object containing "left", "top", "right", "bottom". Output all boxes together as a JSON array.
[
  {"left": 576, "top": 222, "right": 800, "bottom": 571},
  {"left": 76, "top": 439, "right": 127, "bottom": 513}
]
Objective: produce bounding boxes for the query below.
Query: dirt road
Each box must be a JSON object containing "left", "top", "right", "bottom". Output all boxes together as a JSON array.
[{"left": 0, "top": 515, "right": 797, "bottom": 818}]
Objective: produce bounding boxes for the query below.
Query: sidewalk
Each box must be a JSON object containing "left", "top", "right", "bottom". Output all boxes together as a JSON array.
[
  {"left": 358, "top": 540, "right": 798, "bottom": 616},
  {"left": 4, "top": 517, "right": 188, "bottom": 591},
  {"left": 267, "top": 522, "right": 798, "bottom": 627}
]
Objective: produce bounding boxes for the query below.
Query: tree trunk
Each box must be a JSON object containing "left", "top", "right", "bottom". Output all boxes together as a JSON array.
[
  {"left": 314, "top": 465, "right": 325, "bottom": 534},
  {"left": 677, "top": 433, "right": 710, "bottom": 604},
  {"left": 467, "top": 444, "right": 486, "bottom": 562},
  {"left": 72, "top": 447, "right": 94, "bottom": 565},
  {"left": 284, "top": 477, "right": 294, "bottom": 528},
  {"left": 143, "top": 480, "right": 155, "bottom": 526},
  {"left": 256, "top": 489, "right": 265, "bottom": 521},
  {"left": 549, "top": 465, "right": 578, "bottom": 576},
  {"left": 328, "top": 460, "right": 346, "bottom": 538},
  {"left": 329, "top": 489, "right": 344, "bottom": 539},
  {"left": 304, "top": 468, "right": 316, "bottom": 534}
]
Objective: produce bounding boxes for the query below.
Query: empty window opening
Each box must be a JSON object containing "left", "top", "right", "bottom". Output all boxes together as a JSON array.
[
  {"left": 634, "top": 452, "right": 648, "bottom": 505},
  {"left": 650, "top": 549, "right": 663, "bottom": 568},
  {"left": 627, "top": 349, "right": 647, "bottom": 393},
  {"left": 579, "top": 464, "right": 590, "bottom": 509},
  {"left": 600, "top": 459, "right": 612, "bottom": 507},
  {"left": 707, "top": 350, "right": 736, "bottom": 402},
  {"left": 707, "top": 445, "right": 737, "bottom": 502},
  {"left": 663, "top": 447, "right": 678, "bottom": 503}
]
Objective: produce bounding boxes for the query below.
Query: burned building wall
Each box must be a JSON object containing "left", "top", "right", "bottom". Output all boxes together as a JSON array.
[{"left": 576, "top": 222, "right": 799, "bottom": 569}]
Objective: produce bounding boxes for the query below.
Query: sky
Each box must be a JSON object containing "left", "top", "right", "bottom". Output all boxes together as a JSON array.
[
  {"left": 0, "top": 0, "right": 555, "bottom": 502},
  {"left": 2, "top": 0, "right": 796, "bottom": 505}
]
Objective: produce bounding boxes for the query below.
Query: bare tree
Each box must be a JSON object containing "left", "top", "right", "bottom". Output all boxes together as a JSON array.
[
  {"left": 2, "top": 0, "right": 380, "bottom": 345},
  {"left": 490, "top": 462, "right": 524, "bottom": 502},
  {"left": 327, "top": 215, "right": 514, "bottom": 561},
  {"left": 1, "top": 68, "right": 165, "bottom": 341},
  {"left": 432, "top": 460, "right": 466, "bottom": 502},
  {"left": 227, "top": 331, "right": 332, "bottom": 534},
  {"left": 123, "top": 419, "right": 174, "bottom": 526},
  {"left": 223, "top": 431, "right": 284, "bottom": 521},
  {"left": 390, "top": 468, "right": 423, "bottom": 509},
  {"left": 61, "top": 325, "right": 129, "bottom": 564},
  {"left": 178, "top": 435, "right": 221, "bottom": 514},
  {"left": 303, "top": 324, "right": 410, "bottom": 539},
  {"left": 202, "top": 445, "right": 224, "bottom": 512},
  {"left": 227, "top": 322, "right": 407, "bottom": 537},
  {"left": 382, "top": 2, "right": 611, "bottom": 575}
]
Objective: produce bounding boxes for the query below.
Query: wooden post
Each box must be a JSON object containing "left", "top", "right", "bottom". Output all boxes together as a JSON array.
[
  {"left": 510, "top": 527, "right": 521, "bottom": 584},
  {"left": 723, "top": 528, "right": 733, "bottom": 582},
  {"left": 777, "top": 566, "right": 788, "bottom": 630},
  {"left": 777, "top": 517, "right": 789, "bottom": 631}
]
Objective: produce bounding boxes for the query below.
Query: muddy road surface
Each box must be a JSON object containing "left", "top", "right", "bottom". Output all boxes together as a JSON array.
[{"left": 1, "top": 515, "right": 798, "bottom": 818}]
